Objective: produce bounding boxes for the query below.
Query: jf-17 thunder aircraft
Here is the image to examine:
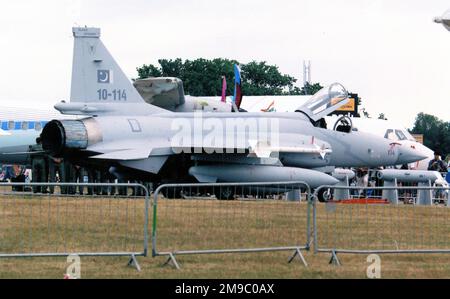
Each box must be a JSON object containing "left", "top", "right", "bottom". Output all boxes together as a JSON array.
[{"left": 38, "top": 27, "right": 426, "bottom": 199}]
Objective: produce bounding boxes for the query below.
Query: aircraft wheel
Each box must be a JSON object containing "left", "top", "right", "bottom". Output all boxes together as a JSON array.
[
  {"left": 317, "top": 188, "right": 333, "bottom": 202},
  {"left": 214, "top": 187, "right": 235, "bottom": 200}
]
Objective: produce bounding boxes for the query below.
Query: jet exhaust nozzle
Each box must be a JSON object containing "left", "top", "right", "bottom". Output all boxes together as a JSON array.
[{"left": 40, "top": 118, "right": 102, "bottom": 156}]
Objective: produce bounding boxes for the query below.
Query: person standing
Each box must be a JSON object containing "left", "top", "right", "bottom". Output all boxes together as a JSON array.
[
  {"left": 51, "top": 158, "right": 76, "bottom": 194},
  {"left": 30, "top": 141, "right": 48, "bottom": 194},
  {"left": 428, "top": 152, "right": 447, "bottom": 172},
  {"left": 73, "top": 165, "right": 87, "bottom": 195},
  {"left": 48, "top": 157, "right": 66, "bottom": 194}
]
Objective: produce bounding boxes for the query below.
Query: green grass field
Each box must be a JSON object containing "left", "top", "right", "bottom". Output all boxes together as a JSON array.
[{"left": 0, "top": 192, "right": 450, "bottom": 279}]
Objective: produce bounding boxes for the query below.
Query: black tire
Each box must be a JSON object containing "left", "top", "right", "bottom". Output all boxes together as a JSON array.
[
  {"left": 317, "top": 188, "right": 333, "bottom": 202},
  {"left": 214, "top": 187, "right": 235, "bottom": 200}
]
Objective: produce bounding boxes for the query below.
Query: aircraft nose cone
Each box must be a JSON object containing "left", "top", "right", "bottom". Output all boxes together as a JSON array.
[{"left": 397, "top": 145, "right": 428, "bottom": 164}]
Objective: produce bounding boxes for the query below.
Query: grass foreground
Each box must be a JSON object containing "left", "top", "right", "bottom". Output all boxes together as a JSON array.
[
  {"left": 0, "top": 191, "right": 449, "bottom": 279},
  {"left": 1, "top": 252, "right": 450, "bottom": 279}
]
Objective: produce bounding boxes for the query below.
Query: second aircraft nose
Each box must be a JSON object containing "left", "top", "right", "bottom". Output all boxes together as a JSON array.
[{"left": 397, "top": 144, "right": 428, "bottom": 165}]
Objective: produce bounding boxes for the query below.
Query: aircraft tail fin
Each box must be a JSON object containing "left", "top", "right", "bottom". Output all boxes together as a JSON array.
[{"left": 70, "top": 27, "right": 148, "bottom": 105}]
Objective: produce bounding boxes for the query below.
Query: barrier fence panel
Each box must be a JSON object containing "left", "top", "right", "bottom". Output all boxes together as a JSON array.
[
  {"left": 313, "top": 185, "right": 450, "bottom": 265},
  {"left": 152, "top": 181, "right": 311, "bottom": 269},
  {"left": 0, "top": 183, "right": 150, "bottom": 271}
]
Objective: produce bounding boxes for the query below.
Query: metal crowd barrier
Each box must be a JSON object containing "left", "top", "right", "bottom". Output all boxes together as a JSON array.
[
  {"left": 313, "top": 185, "right": 450, "bottom": 265},
  {"left": 152, "top": 181, "right": 312, "bottom": 269},
  {"left": 0, "top": 182, "right": 150, "bottom": 271}
]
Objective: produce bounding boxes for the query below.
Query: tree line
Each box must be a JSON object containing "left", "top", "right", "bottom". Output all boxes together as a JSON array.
[
  {"left": 411, "top": 113, "right": 450, "bottom": 157},
  {"left": 137, "top": 58, "right": 323, "bottom": 96}
]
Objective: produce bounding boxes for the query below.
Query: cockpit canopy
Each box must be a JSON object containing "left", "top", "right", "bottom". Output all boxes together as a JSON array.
[
  {"left": 295, "top": 83, "right": 349, "bottom": 122},
  {"left": 384, "top": 129, "right": 416, "bottom": 142}
]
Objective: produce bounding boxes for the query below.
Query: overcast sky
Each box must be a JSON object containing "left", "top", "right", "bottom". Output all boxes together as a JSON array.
[{"left": 0, "top": 0, "right": 448, "bottom": 128}]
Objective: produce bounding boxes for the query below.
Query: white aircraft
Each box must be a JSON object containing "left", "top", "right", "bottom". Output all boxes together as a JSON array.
[{"left": 0, "top": 106, "right": 72, "bottom": 165}]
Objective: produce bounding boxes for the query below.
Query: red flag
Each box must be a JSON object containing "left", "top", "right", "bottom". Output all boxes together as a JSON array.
[{"left": 221, "top": 76, "right": 227, "bottom": 102}]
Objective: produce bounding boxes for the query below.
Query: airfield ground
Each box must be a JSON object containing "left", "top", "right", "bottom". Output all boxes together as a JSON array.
[
  {"left": 1, "top": 251, "right": 450, "bottom": 279},
  {"left": 0, "top": 192, "right": 449, "bottom": 279}
]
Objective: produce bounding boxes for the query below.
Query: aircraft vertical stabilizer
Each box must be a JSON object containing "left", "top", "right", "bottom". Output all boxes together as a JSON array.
[{"left": 70, "top": 27, "right": 145, "bottom": 104}]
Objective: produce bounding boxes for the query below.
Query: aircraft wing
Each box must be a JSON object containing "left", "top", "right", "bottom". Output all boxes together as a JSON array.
[
  {"left": 90, "top": 149, "right": 158, "bottom": 160},
  {"left": 85, "top": 133, "right": 331, "bottom": 160},
  {"left": 85, "top": 138, "right": 248, "bottom": 160},
  {"left": 86, "top": 139, "right": 172, "bottom": 160},
  {"left": 86, "top": 139, "right": 173, "bottom": 174},
  {"left": 247, "top": 136, "right": 332, "bottom": 159}
]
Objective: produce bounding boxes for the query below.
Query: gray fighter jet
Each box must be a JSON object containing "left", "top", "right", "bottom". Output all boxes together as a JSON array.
[{"left": 41, "top": 27, "right": 426, "bottom": 197}]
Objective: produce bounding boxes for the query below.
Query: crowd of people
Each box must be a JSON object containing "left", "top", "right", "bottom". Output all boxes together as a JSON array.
[{"left": 1, "top": 151, "right": 449, "bottom": 199}]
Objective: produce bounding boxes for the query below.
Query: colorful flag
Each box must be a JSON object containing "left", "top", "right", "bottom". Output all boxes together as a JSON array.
[
  {"left": 233, "top": 64, "right": 242, "bottom": 109},
  {"left": 221, "top": 76, "right": 227, "bottom": 102}
]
